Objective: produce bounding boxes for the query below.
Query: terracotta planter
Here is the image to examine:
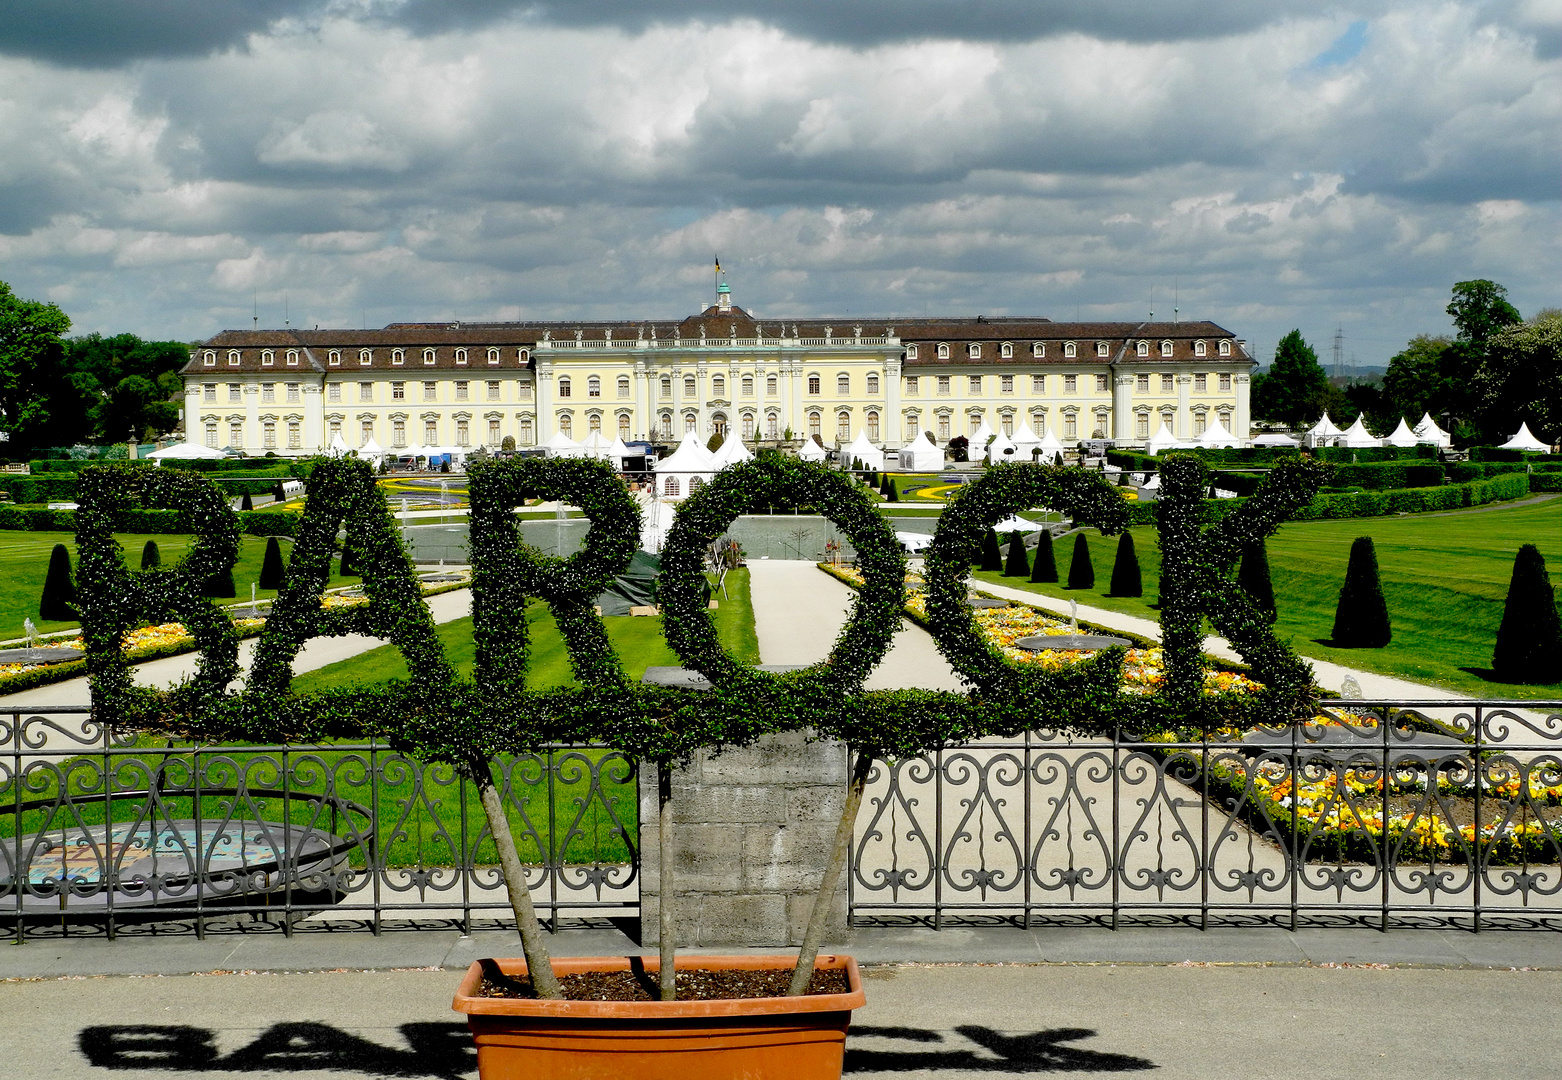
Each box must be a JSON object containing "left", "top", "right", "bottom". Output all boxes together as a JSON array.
[{"left": 452, "top": 953, "right": 865, "bottom": 1080}]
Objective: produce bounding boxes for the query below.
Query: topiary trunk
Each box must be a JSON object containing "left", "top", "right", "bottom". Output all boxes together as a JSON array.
[
  {"left": 1492, "top": 544, "right": 1562, "bottom": 683},
  {"left": 1236, "top": 539, "right": 1276, "bottom": 622},
  {"left": 1031, "top": 530, "right": 1058, "bottom": 583},
  {"left": 1331, "top": 536, "right": 1391, "bottom": 647},
  {"left": 1108, "top": 532, "right": 1142, "bottom": 597},
  {"left": 139, "top": 540, "right": 161, "bottom": 570},
  {"left": 978, "top": 529, "right": 1004, "bottom": 572},
  {"left": 1002, "top": 531, "right": 1029, "bottom": 577},
  {"left": 258, "top": 536, "right": 287, "bottom": 590},
  {"left": 39, "top": 543, "right": 77, "bottom": 621},
  {"left": 1066, "top": 533, "right": 1094, "bottom": 590}
]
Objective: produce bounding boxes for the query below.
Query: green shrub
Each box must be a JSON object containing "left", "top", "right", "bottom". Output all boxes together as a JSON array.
[
  {"left": 258, "top": 536, "right": 287, "bottom": 590},
  {"left": 1002, "top": 531, "right": 1029, "bottom": 577},
  {"left": 202, "top": 566, "right": 237, "bottom": 599},
  {"left": 139, "top": 540, "right": 161, "bottom": 570},
  {"left": 1331, "top": 536, "right": 1391, "bottom": 647},
  {"left": 1107, "top": 532, "right": 1141, "bottom": 597},
  {"left": 978, "top": 529, "right": 1003, "bottom": 572},
  {"left": 1030, "top": 530, "right": 1058, "bottom": 583},
  {"left": 1236, "top": 539, "right": 1275, "bottom": 621},
  {"left": 39, "top": 543, "right": 77, "bottom": 620},
  {"left": 1065, "top": 533, "right": 1094, "bottom": 590},
  {"left": 1491, "top": 545, "right": 1562, "bottom": 684}
]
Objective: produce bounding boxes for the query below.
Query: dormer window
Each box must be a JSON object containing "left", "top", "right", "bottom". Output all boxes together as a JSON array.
[
  {"left": 1096, "top": 342, "right": 1109, "bottom": 357},
  {"left": 968, "top": 343, "right": 981, "bottom": 359},
  {"left": 1031, "top": 342, "right": 1044, "bottom": 357},
  {"left": 452, "top": 349, "right": 465, "bottom": 365},
  {"left": 1063, "top": 342, "right": 1076, "bottom": 358},
  {"left": 1136, "top": 341, "right": 1150, "bottom": 357},
  {"left": 203, "top": 351, "right": 216, "bottom": 366},
  {"left": 392, "top": 350, "right": 405, "bottom": 365},
  {"left": 261, "top": 350, "right": 274, "bottom": 366},
  {"left": 905, "top": 344, "right": 919, "bottom": 360},
  {"left": 358, "top": 350, "right": 372, "bottom": 366},
  {"left": 1194, "top": 340, "right": 1207, "bottom": 357},
  {"left": 937, "top": 343, "right": 950, "bottom": 360},
  {"left": 1160, "top": 340, "right": 1174, "bottom": 357},
  {"left": 328, "top": 350, "right": 341, "bottom": 366},
  {"left": 1000, "top": 342, "right": 1013, "bottom": 358},
  {"left": 518, "top": 348, "right": 530, "bottom": 362},
  {"left": 487, "top": 348, "right": 500, "bottom": 364},
  {"left": 227, "top": 350, "right": 241, "bottom": 366},
  {"left": 1219, "top": 340, "right": 1232, "bottom": 356},
  {"left": 286, "top": 350, "right": 298, "bottom": 366}
]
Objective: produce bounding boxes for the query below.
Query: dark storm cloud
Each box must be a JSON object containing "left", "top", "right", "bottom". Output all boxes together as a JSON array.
[{"left": 0, "top": 0, "right": 308, "bottom": 66}]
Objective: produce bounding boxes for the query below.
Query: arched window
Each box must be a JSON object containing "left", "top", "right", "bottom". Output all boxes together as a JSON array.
[
  {"left": 837, "top": 373, "right": 850, "bottom": 396},
  {"left": 228, "top": 351, "right": 241, "bottom": 365},
  {"left": 487, "top": 348, "right": 500, "bottom": 364},
  {"left": 518, "top": 348, "right": 530, "bottom": 362},
  {"left": 558, "top": 413, "right": 572, "bottom": 435},
  {"left": 1097, "top": 342, "right": 1109, "bottom": 357},
  {"left": 741, "top": 413, "right": 755, "bottom": 439},
  {"left": 1160, "top": 340, "right": 1173, "bottom": 357},
  {"left": 766, "top": 413, "right": 779, "bottom": 439},
  {"left": 618, "top": 413, "right": 631, "bottom": 437},
  {"left": 261, "top": 350, "right": 274, "bottom": 366},
  {"left": 286, "top": 350, "right": 299, "bottom": 366},
  {"left": 393, "top": 350, "right": 406, "bottom": 365},
  {"left": 451, "top": 349, "right": 465, "bottom": 365},
  {"left": 664, "top": 476, "right": 680, "bottom": 497},
  {"left": 866, "top": 411, "right": 880, "bottom": 441},
  {"left": 328, "top": 350, "right": 341, "bottom": 366},
  {"left": 660, "top": 413, "right": 673, "bottom": 438},
  {"left": 1000, "top": 342, "right": 1013, "bottom": 358},
  {"left": 1219, "top": 340, "right": 1233, "bottom": 356},
  {"left": 968, "top": 343, "right": 981, "bottom": 359},
  {"left": 690, "top": 477, "right": 704, "bottom": 492},
  {"left": 684, "top": 413, "right": 697, "bottom": 433},
  {"left": 1136, "top": 341, "right": 1150, "bottom": 357},
  {"left": 203, "top": 350, "right": 216, "bottom": 366},
  {"left": 741, "top": 374, "right": 754, "bottom": 397},
  {"left": 588, "top": 412, "right": 602, "bottom": 432},
  {"left": 936, "top": 343, "right": 950, "bottom": 360},
  {"left": 1063, "top": 342, "right": 1076, "bottom": 358},
  {"left": 588, "top": 376, "right": 601, "bottom": 398},
  {"left": 711, "top": 374, "right": 725, "bottom": 397},
  {"left": 557, "top": 376, "right": 572, "bottom": 398},
  {"left": 617, "top": 375, "right": 630, "bottom": 398},
  {"left": 837, "top": 411, "right": 851, "bottom": 440},
  {"left": 1032, "top": 342, "right": 1044, "bottom": 357},
  {"left": 808, "top": 374, "right": 821, "bottom": 395},
  {"left": 808, "top": 411, "right": 821, "bottom": 437},
  {"left": 358, "top": 350, "right": 372, "bottom": 365},
  {"left": 1194, "top": 340, "right": 1207, "bottom": 357},
  {"left": 905, "top": 344, "right": 919, "bottom": 360}
]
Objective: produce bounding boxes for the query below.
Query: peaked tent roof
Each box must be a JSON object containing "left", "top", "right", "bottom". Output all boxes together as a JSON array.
[
  {"left": 797, "top": 437, "right": 827, "bottom": 461},
  {"left": 1385, "top": 417, "right": 1420, "bottom": 447},
  {"left": 1499, "top": 422, "right": 1550, "bottom": 451},
  {"left": 577, "top": 430, "right": 614, "bottom": 460},
  {"left": 541, "top": 430, "right": 582, "bottom": 456},
  {"left": 1035, "top": 423, "right": 1067, "bottom": 457},
  {"left": 360, "top": 436, "right": 385, "bottom": 457},
  {"left": 606, "top": 435, "right": 633, "bottom": 465},
  {"left": 1251, "top": 432, "right": 1298, "bottom": 447},
  {"left": 710, "top": 433, "right": 755, "bottom": 469},
  {"left": 897, "top": 431, "right": 943, "bottom": 469},
  {"left": 1340, "top": 416, "right": 1380, "bottom": 448},
  {"left": 1011, "top": 422, "right": 1041, "bottom": 449},
  {"left": 655, "top": 431, "right": 717, "bottom": 472},
  {"left": 1196, "top": 418, "right": 1240, "bottom": 448},
  {"left": 1146, "top": 418, "right": 1182, "bottom": 455},
  {"left": 147, "top": 441, "right": 227, "bottom": 460},
  {"left": 1307, "top": 414, "right": 1343, "bottom": 438},
  {"left": 969, "top": 420, "right": 995, "bottom": 448},
  {"left": 327, "top": 431, "right": 350, "bottom": 456},
  {"left": 1412, "top": 412, "right": 1451, "bottom": 448},
  {"left": 986, "top": 431, "right": 1019, "bottom": 463},
  {"left": 843, "top": 430, "right": 884, "bottom": 469}
]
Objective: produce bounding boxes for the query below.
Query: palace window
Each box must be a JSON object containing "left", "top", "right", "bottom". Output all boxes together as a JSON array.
[
  {"left": 741, "top": 374, "right": 754, "bottom": 397},
  {"left": 865, "top": 411, "right": 880, "bottom": 441},
  {"left": 968, "top": 414, "right": 983, "bottom": 436},
  {"left": 660, "top": 413, "right": 673, "bottom": 438},
  {"left": 359, "top": 350, "right": 372, "bottom": 366},
  {"left": 203, "top": 351, "right": 216, "bottom": 366},
  {"left": 618, "top": 375, "right": 630, "bottom": 398},
  {"left": 488, "top": 418, "right": 501, "bottom": 445},
  {"left": 392, "top": 382, "right": 405, "bottom": 400},
  {"left": 766, "top": 375, "right": 777, "bottom": 397},
  {"left": 1001, "top": 413, "right": 1013, "bottom": 436},
  {"left": 451, "top": 350, "right": 464, "bottom": 366},
  {"left": 1064, "top": 375, "right": 1077, "bottom": 394},
  {"left": 1219, "top": 340, "right": 1232, "bottom": 356},
  {"left": 261, "top": 384, "right": 275, "bottom": 403},
  {"left": 1220, "top": 373, "right": 1232, "bottom": 392},
  {"left": 837, "top": 411, "right": 851, "bottom": 440},
  {"left": 684, "top": 375, "right": 696, "bottom": 398},
  {"left": 1161, "top": 341, "right": 1174, "bottom": 357},
  {"left": 488, "top": 348, "right": 500, "bottom": 365},
  {"left": 937, "top": 375, "right": 950, "bottom": 395},
  {"left": 558, "top": 377, "right": 571, "bottom": 398},
  {"left": 1194, "top": 412, "right": 1208, "bottom": 437},
  {"left": 423, "top": 381, "right": 437, "bottom": 401},
  {"left": 937, "top": 414, "right": 950, "bottom": 440},
  {"left": 288, "top": 420, "right": 301, "bottom": 449},
  {"left": 360, "top": 382, "right": 374, "bottom": 402},
  {"left": 229, "top": 384, "right": 242, "bottom": 403},
  {"left": 805, "top": 374, "right": 820, "bottom": 395},
  {"left": 1000, "top": 374, "right": 1013, "bottom": 393},
  {"left": 619, "top": 413, "right": 631, "bottom": 438},
  {"left": 263, "top": 421, "right": 276, "bottom": 448},
  {"left": 711, "top": 374, "right": 725, "bottom": 397},
  {"left": 229, "top": 420, "right": 243, "bottom": 446},
  {"left": 392, "top": 419, "right": 406, "bottom": 446},
  {"left": 203, "top": 384, "right": 216, "bottom": 403},
  {"left": 425, "top": 419, "right": 438, "bottom": 443},
  {"left": 286, "top": 383, "right": 300, "bottom": 403},
  {"left": 205, "top": 422, "right": 218, "bottom": 447},
  {"left": 455, "top": 381, "right": 470, "bottom": 401},
  {"left": 808, "top": 411, "right": 821, "bottom": 437},
  {"left": 1137, "top": 341, "right": 1150, "bottom": 357},
  {"left": 905, "top": 344, "right": 919, "bottom": 360},
  {"left": 968, "top": 344, "right": 981, "bottom": 359},
  {"left": 837, "top": 374, "right": 850, "bottom": 396},
  {"left": 1063, "top": 413, "right": 1077, "bottom": 439},
  {"left": 905, "top": 376, "right": 918, "bottom": 395},
  {"left": 1195, "top": 373, "right": 1207, "bottom": 393},
  {"left": 969, "top": 375, "right": 982, "bottom": 394},
  {"left": 742, "top": 413, "right": 754, "bottom": 440},
  {"left": 286, "top": 350, "right": 299, "bottom": 366},
  {"left": 1136, "top": 373, "right": 1150, "bottom": 393},
  {"left": 661, "top": 376, "right": 672, "bottom": 399},
  {"left": 588, "top": 376, "right": 601, "bottom": 398},
  {"left": 361, "top": 419, "right": 373, "bottom": 445},
  {"left": 455, "top": 419, "right": 470, "bottom": 446},
  {"left": 520, "top": 417, "right": 534, "bottom": 444},
  {"left": 905, "top": 412, "right": 919, "bottom": 440},
  {"left": 766, "top": 413, "right": 779, "bottom": 438},
  {"left": 261, "top": 351, "right": 274, "bottom": 367},
  {"left": 392, "top": 350, "right": 405, "bottom": 366},
  {"left": 1161, "top": 373, "right": 1174, "bottom": 393},
  {"left": 560, "top": 414, "right": 573, "bottom": 436},
  {"left": 684, "top": 414, "right": 697, "bottom": 433},
  {"left": 1095, "top": 374, "right": 1108, "bottom": 392},
  {"left": 866, "top": 372, "right": 879, "bottom": 395},
  {"left": 1000, "top": 342, "right": 1013, "bottom": 358},
  {"left": 588, "top": 413, "right": 602, "bottom": 433},
  {"left": 328, "top": 351, "right": 341, "bottom": 366},
  {"left": 487, "top": 380, "right": 500, "bottom": 401},
  {"left": 1032, "top": 343, "right": 1045, "bottom": 357},
  {"left": 1194, "top": 340, "right": 1207, "bottom": 357},
  {"left": 1031, "top": 374, "right": 1044, "bottom": 393},
  {"left": 228, "top": 351, "right": 241, "bottom": 366},
  {"left": 1096, "top": 342, "right": 1109, "bottom": 357},
  {"left": 1137, "top": 411, "right": 1150, "bottom": 438}
]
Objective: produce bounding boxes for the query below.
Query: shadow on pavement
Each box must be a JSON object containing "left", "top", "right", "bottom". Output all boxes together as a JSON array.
[
  {"left": 847, "top": 1024, "right": 1156, "bottom": 1073},
  {"left": 79, "top": 1023, "right": 473, "bottom": 1077}
]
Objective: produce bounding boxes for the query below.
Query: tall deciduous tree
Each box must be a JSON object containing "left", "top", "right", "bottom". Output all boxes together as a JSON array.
[
  {"left": 0, "top": 280, "right": 72, "bottom": 450},
  {"left": 1382, "top": 335, "right": 1455, "bottom": 423},
  {"left": 1251, "top": 330, "right": 1332, "bottom": 426},
  {"left": 1477, "top": 311, "right": 1562, "bottom": 445}
]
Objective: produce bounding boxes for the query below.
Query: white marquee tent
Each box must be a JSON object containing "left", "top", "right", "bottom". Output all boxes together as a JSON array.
[
  {"left": 1340, "top": 416, "right": 1380, "bottom": 448},
  {"left": 1384, "top": 417, "right": 1420, "bottom": 448},
  {"left": 606, "top": 435, "right": 634, "bottom": 469},
  {"left": 1196, "top": 418, "right": 1240, "bottom": 449},
  {"left": 1034, "top": 424, "right": 1067, "bottom": 463},
  {"left": 327, "top": 431, "right": 350, "bottom": 457},
  {"left": 969, "top": 420, "right": 995, "bottom": 452},
  {"left": 1011, "top": 422, "right": 1043, "bottom": 462},
  {"left": 541, "top": 431, "right": 582, "bottom": 458},
  {"left": 576, "top": 430, "right": 614, "bottom": 461},
  {"left": 1499, "top": 422, "right": 1550, "bottom": 452},
  {"left": 1251, "top": 433, "right": 1298, "bottom": 448},
  {"left": 797, "top": 437, "right": 828, "bottom": 463},
  {"left": 897, "top": 431, "right": 943, "bottom": 471},
  {"left": 1412, "top": 412, "right": 1451, "bottom": 448},
  {"left": 1304, "top": 414, "right": 1344, "bottom": 448},
  {"left": 710, "top": 433, "right": 755, "bottom": 469},
  {"left": 359, "top": 436, "right": 385, "bottom": 463},
  {"left": 1146, "top": 418, "right": 1182, "bottom": 456},
  {"left": 652, "top": 431, "right": 717, "bottom": 498},
  {"left": 842, "top": 430, "right": 884, "bottom": 471},
  {"left": 147, "top": 441, "right": 226, "bottom": 460},
  {"left": 985, "top": 431, "right": 1020, "bottom": 464}
]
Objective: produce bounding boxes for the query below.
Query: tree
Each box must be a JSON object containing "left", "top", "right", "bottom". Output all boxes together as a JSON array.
[
  {"left": 1491, "top": 545, "right": 1562, "bottom": 684},
  {"left": 258, "top": 536, "right": 287, "bottom": 591},
  {"left": 1108, "top": 532, "right": 1142, "bottom": 597},
  {"left": 1476, "top": 311, "right": 1562, "bottom": 444},
  {"left": 1331, "top": 537, "right": 1391, "bottom": 647},
  {"left": 501, "top": 435, "right": 516, "bottom": 451},
  {"left": 1066, "top": 533, "right": 1094, "bottom": 589},
  {"left": 1448, "top": 279, "right": 1521, "bottom": 348},
  {"left": 947, "top": 435, "right": 969, "bottom": 462},
  {"left": 0, "top": 280, "right": 72, "bottom": 450},
  {"left": 1236, "top": 539, "right": 1276, "bottom": 622},
  {"left": 1382, "top": 335, "right": 1456, "bottom": 424},
  {"left": 1031, "top": 530, "right": 1058, "bottom": 583},
  {"left": 1002, "top": 531, "right": 1029, "bottom": 577},
  {"left": 978, "top": 529, "right": 1003, "bottom": 572},
  {"left": 139, "top": 540, "right": 161, "bottom": 570},
  {"left": 39, "top": 543, "right": 77, "bottom": 621},
  {"left": 203, "top": 566, "right": 237, "bottom": 599},
  {"left": 1251, "top": 330, "right": 1332, "bottom": 426}
]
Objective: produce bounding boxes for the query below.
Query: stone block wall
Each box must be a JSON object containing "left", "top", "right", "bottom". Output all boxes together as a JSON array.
[{"left": 639, "top": 730, "right": 850, "bottom": 947}]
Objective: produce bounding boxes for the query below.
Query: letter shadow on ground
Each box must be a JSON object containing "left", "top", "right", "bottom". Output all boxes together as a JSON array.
[{"left": 846, "top": 1024, "right": 1156, "bottom": 1073}]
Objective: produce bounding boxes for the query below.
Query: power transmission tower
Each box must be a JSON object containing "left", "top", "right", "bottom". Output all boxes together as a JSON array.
[{"left": 1332, "top": 325, "right": 1344, "bottom": 378}]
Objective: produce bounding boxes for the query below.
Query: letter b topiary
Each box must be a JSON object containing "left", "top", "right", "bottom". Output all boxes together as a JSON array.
[{"left": 1331, "top": 536, "right": 1391, "bottom": 647}]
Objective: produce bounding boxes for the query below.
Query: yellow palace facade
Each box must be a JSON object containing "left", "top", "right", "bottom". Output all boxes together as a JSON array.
[{"left": 181, "top": 283, "right": 1255, "bottom": 457}]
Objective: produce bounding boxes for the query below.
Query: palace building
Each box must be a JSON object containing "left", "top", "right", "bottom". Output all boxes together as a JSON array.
[{"left": 180, "top": 280, "right": 1254, "bottom": 457}]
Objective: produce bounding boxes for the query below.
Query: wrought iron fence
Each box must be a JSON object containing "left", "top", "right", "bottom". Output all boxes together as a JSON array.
[
  {"left": 0, "top": 707, "right": 638, "bottom": 940},
  {"left": 849, "top": 701, "right": 1562, "bottom": 931}
]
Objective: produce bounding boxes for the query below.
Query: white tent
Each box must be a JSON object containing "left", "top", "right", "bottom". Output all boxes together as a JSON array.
[
  {"left": 1251, "top": 433, "right": 1299, "bottom": 448},
  {"left": 606, "top": 435, "right": 633, "bottom": 469},
  {"left": 1340, "top": 416, "right": 1380, "bottom": 448},
  {"left": 1146, "top": 418, "right": 1182, "bottom": 456},
  {"left": 1011, "top": 422, "right": 1043, "bottom": 462},
  {"left": 1305, "top": 414, "right": 1343, "bottom": 448},
  {"left": 576, "top": 430, "right": 614, "bottom": 461},
  {"left": 541, "top": 430, "right": 582, "bottom": 458},
  {"left": 897, "top": 431, "right": 943, "bottom": 471},
  {"left": 842, "top": 430, "right": 884, "bottom": 471},
  {"left": 401, "top": 441, "right": 426, "bottom": 462},
  {"left": 358, "top": 436, "right": 385, "bottom": 463},
  {"left": 327, "top": 431, "right": 350, "bottom": 457},
  {"left": 985, "top": 430, "right": 1019, "bottom": 464},
  {"left": 797, "top": 437, "right": 828, "bottom": 462},
  {"left": 992, "top": 515, "right": 1036, "bottom": 534},
  {"left": 710, "top": 433, "right": 754, "bottom": 469},
  {"left": 1412, "top": 412, "right": 1451, "bottom": 448},
  {"left": 1384, "top": 417, "right": 1420, "bottom": 448},
  {"left": 1499, "top": 422, "right": 1550, "bottom": 452},
  {"left": 147, "top": 441, "right": 226, "bottom": 460},
  {"left": 653, "top": 431, "right": 717, "bottom": 498},
  {"left": 1196, "top": 418, "right": 1240, "bottom": 449},
  {"left": 1034, "top": 424, "right": 1067, "bottom": 463},
  {"left": 969, "top": 420, "right": 995, "bottom": 452}
]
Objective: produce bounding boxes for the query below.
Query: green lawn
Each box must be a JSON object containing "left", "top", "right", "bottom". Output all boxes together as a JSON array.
[
  {"left": 971, "top": 498, "right": 1562, "bottom": 699},
  {"left": 0, "top": 531, "right": 361, "bottom": 640}
]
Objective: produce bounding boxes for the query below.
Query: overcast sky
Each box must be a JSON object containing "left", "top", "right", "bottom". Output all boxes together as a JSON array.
[{"left": 0, "top": 1, "right": 1556, "bottom": 366}]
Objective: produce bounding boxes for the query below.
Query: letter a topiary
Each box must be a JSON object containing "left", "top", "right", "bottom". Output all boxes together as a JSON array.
[
  {"left": 1031, "top": 529, "right": 1058, "bottom": 583},
  {"left": 1003, "top": 531, "right": 1029, "bottom": 577},
  {"left": 39, "top": 543, "right": 77, "bottom": 621},
  {"left": 1331, "top": 536, "right": 1391, "bottom": 648},
  {"left": 1066, "top": 533, "right": 1094, "bottom": 589},
  {"left": 1492, "top": 544, "right": 1562, "bottom": 683},
  {"left": 1108, "top": 532, "right": 1141, "bottom": 597}
]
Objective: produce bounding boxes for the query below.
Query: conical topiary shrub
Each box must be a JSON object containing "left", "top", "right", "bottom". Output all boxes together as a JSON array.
[
  {"left": 886, "top": 477, "right": 899, "bottom": 502},
  {"left": 272, "top": 481, "right": 286, "bottom": 502},
  {"left": 1031, "top": 530, "right": 1058, "bottom": 583},
  {"left": 258, "top": 536, "right": 287, "bottom": 591},
  {"left": 339, "top": 544, "right": 357, "bottom": 578},
  {"left": 39, "top": 543, "right": 77, "bottom": 621},
  {"left": 1108, "top": 532, "right": 1142, "bottom": 597},
  {"left": 139, "top": 540, "right": 161, "bottom": 570},
  {"left": 202, "top": 566, "right": 236, "bottom": 599},
  {"left": 1492, "top": 544, "right": 1562, "bottom": 683},
  {"left": 1331, "top": 536, "right": 1391, "bottom": 647},
  {"left": 1236, "top": 538, "right": 1276, "bottom": 622},
  {"left": 978, "top": 529, "right": 1003, "bottom": 572},
  {"left": 240, "top": 491, "right": 254, "bottom": 511},
  {"left": 1066, "top": 533, "right": 1094, "bottom": 590},
  {"left": 1003, "top": 532, "right": 1029, "bottom": 577}
]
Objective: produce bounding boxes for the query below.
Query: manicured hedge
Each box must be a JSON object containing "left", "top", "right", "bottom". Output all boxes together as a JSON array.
[
  {"left": 0, "top": 505, "right": 302, "bottom": 535},
  {"left": 0, "top": 475, "right": 80, "bottom": 502},
  {"left": 1328, "top": 463, "right": 1446, "bottom": 490},
  {"left": 1126, "top": 472, "right": 1530, "bottom": 526},
  {"left": 1469, "top": 447, "right": 1562, "bottom": 463}
]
